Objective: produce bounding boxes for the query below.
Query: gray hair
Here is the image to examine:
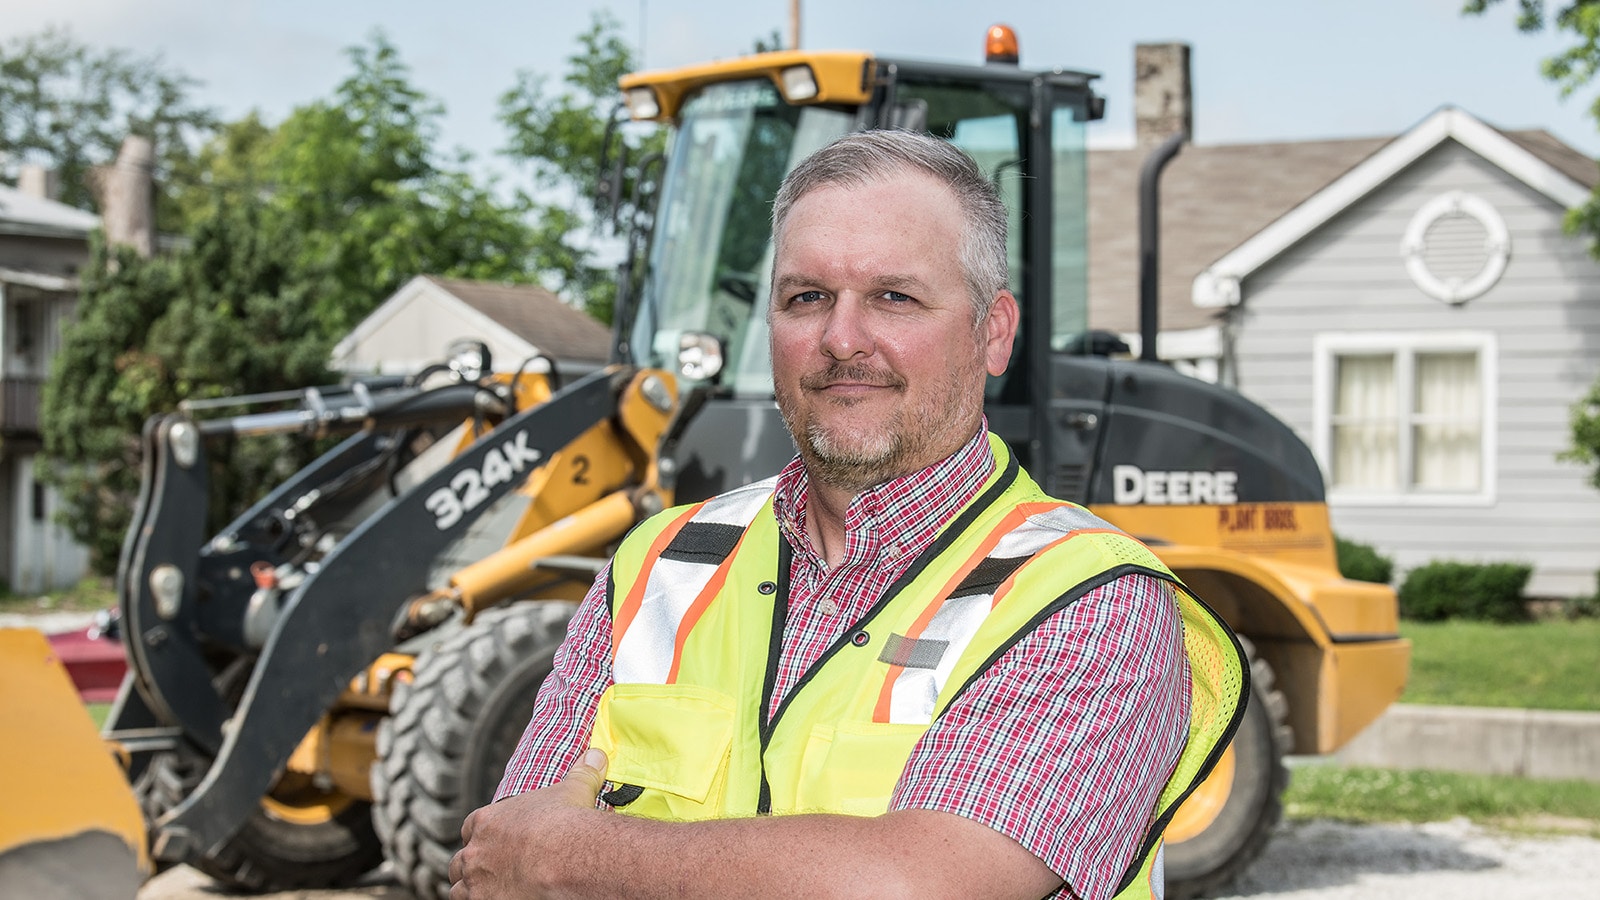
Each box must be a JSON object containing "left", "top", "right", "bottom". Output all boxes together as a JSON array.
[{"left": 769, "top": 130, "right": 1009, "bottom": 320}]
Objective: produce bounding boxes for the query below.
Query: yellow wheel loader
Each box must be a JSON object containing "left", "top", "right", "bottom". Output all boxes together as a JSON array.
[{"left": 88, "top": 25, "right": 1407, "bottom": 900}]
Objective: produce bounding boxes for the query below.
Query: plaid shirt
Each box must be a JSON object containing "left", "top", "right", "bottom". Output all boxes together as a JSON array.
[{"left": 497, "top": 428, "right": 1190, "bottom": 900}]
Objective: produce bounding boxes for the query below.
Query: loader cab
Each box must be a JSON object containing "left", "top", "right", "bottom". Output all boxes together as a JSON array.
[{"left": 612, "top": 42, "right": 1104, "bottom": 499}]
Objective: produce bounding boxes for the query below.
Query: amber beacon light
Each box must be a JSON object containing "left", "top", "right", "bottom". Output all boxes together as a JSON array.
[{"left": 985, "top": 24, "right": 1020, "bottom": 64}]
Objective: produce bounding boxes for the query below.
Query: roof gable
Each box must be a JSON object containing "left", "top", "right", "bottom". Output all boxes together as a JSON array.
[
  {"left": 424, "top": 276, "right": 612, "bottom": 363},
  {"left": 1191, "top": 107, "right": 1594, "bottom": 308},
  {"left": 332, "top": 275, "right": 613, "bottom": 370},
  {"left": 1089, "top": 134, "right": 1388, "bottom": 334},
  {"left": 0, "top": 184, "right": 99, "bottom": 238}
]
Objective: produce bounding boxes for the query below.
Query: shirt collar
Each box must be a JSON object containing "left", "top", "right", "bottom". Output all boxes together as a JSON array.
[{"left": 772, "top": 424, "right": 996, "bottom": 570}]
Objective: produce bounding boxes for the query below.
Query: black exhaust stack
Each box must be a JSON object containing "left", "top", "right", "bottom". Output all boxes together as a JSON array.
[{"left": 1138, "top": 131, "right": 1186, "bottom": 362}]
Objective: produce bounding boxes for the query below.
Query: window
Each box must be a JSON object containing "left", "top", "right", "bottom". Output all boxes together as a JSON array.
[{"left": 1313, "top": 332, "right": 1496, "bottom": 505}]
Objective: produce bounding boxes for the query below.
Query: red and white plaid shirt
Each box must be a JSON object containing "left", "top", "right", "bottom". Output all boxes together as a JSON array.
[{"left": 498, "top": 428, "right": 1190, "bottom": 900}]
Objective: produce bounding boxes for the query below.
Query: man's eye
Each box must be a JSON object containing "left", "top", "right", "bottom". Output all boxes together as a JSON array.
[
  {"left": 882, "top": 291, "right": 914, "bottom": 303},
  {"left": 790, "top": 290, "right": 827, "bottom": 304}
]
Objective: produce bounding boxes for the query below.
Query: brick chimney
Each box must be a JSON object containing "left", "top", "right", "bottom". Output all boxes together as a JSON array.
[
  {"left": 1135, "top": 43, "right": 1192, "bottom": 147},
  {"left": 17, "top": 164, "right": 60, "bottom": 201},
  {"left": 90, "top": 135, "right": 156, "bottom": 258}
]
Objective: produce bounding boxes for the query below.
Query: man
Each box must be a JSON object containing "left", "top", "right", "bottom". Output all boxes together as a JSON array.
[{"left": 450, "top": 131, "right": 1244, "bottom": 900}]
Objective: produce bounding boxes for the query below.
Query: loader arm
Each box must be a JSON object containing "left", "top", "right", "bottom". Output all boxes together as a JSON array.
[{"left": 150, "top": 368, "right": 671, "bottom": 864}]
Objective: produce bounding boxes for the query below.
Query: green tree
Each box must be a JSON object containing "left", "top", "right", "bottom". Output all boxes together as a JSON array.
[
  {"left": 172, "top": 35, "right": 546, "bottom": 335},
  {"left": 0, "top": 27, "right": 218, "bottom": 229},
  {"left": 1466, "top": 3, "right": 1600, "bottom": 480},
  {"left": 498, "top": 10, "right": 664, "bottom": 322},
  {"left": 42, "top": 34, "right": 546, "bottom": 571},
  {"left": 1466, "top": 2, "right": 1600, "bottom": 239}
]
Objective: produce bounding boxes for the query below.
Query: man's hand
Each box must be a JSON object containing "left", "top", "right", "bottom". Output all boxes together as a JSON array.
[{"left": 448, "top": 748, "right": 610, "bottom": 899}]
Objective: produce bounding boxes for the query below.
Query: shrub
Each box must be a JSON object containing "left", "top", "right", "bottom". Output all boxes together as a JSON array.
[
  {"left": 1336, "top": 536, "right": 1394, "bottom": 584},
  {"left": 1569, "top": 573, "right": 1600, "bottom": 619},
  {"left": 1399, "top": 561, "right": 1532, "bottom": 622}
]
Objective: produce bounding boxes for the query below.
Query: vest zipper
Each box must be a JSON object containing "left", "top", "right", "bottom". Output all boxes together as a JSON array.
[
  {"left": 756, "top": 539, "right": 791, "bottom": 815},
  {"left": 754, "top": 451, "right": 1022, "bottom": 812}
]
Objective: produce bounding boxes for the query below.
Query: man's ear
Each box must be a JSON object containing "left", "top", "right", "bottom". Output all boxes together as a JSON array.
[{"left": 984, "top": 291, "right": 1020, "bottom": 377}]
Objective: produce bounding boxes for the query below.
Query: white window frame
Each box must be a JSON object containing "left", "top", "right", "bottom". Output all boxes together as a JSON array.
[{"left": 1312, "top": 331, "right": 1497, "bottom": 507}]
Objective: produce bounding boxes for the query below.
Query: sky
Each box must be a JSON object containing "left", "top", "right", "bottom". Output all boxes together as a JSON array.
[{"left": 5, "top": 0, "right": 1599, "bottom": 175}]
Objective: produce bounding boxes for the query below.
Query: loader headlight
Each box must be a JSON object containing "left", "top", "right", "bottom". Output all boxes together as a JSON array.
[
  {"left": 779, "top": 65, "right": 818, "bottom": 102},
  {"left": 448, "top": 339, "right": 491, "bottom": 381},
  {"left": 624, "top": 86, "right": 661, "bottom": 120},
  {"left": 677, "top": 331, "right": 725, "bottom": 382}
]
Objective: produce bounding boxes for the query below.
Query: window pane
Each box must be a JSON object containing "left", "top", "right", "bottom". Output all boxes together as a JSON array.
[
  {"left": 1413, "top": 352, "right": 1481, "bottom": 490},
  {"left": 1332, "top": 354, "right": 1398, "bottom": 489},
  {"left": 1051, "top": 103, "right": 1089, "bottom": 349}
]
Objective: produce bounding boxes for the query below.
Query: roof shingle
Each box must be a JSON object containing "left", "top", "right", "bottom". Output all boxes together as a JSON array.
[{"left": 423, "top": 276, "right": 613, "bottom": 363}]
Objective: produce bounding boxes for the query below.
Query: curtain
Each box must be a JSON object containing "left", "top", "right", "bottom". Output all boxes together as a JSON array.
[
  {"left": 1332, "top": 354, "right": 1398, "bottom": 489},
  {"left": 1413, "top": 352, "right": 1481, "bottom": 489}
]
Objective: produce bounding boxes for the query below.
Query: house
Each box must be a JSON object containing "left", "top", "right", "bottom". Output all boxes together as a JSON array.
[
  {"left": 1092, "top": 46, "right": 1600, "bottom": 598},
  {"left": 331, "top": 275, "right": 613, "bottom": 378},
  {"left": 0, "top": 173, "right": 98, "bottom": 594}
]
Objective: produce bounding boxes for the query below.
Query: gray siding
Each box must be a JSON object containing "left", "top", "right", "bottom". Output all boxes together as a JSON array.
[{"left": 1230, "top": 139, "right": 1600, "bottom": 597}]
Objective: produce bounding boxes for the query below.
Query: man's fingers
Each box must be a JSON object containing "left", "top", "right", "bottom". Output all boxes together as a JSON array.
[
  {"left": 460, "top": 807, "right": 476, "bottom": 843},
  {"left": 562, "top": 747, "right": 610, "bottom": 799}
]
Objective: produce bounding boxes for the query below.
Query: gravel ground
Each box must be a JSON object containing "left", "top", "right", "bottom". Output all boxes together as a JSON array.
[
  {"left": 134, "top": 818, "right": 1600, "bottom": 899},
  {"left": 1212, "top": 818, "right": 1599, "bottom": 899}
]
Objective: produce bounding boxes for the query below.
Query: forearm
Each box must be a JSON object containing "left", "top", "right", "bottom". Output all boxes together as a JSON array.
[{"left": 460, "top": 779, "right": 1059, "bottom": 900}]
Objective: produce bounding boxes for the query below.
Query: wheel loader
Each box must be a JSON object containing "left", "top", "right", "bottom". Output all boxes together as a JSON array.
[{"left": 63, "top": 24, "right": 1408, "bottom": 900}]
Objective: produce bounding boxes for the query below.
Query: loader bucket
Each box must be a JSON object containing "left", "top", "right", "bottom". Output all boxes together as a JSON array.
[{"left": 0, "top": 628, "right": 148, "bottom": 898}]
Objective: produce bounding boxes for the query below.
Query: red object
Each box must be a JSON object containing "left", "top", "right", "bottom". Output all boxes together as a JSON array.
[{"left": 47, "top": 625, "right": 127, "bottom": 703}]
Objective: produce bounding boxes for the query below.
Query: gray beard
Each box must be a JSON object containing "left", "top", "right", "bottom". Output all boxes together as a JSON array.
[{"left": 798, "top": 421, "right": 908, "bottom": 495}]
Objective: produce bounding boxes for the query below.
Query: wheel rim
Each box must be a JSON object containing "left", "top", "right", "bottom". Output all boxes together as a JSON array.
[
  {"left": 1165, "top": 741, "right": 1237, "bottom": 843},
  {"left": 259, "top": 771, "right": 355, "bottom": 825}
]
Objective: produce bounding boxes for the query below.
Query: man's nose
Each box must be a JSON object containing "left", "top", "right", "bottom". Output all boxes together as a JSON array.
[{"left": 820, "top": 295, "right": 874, "bottom": 360}]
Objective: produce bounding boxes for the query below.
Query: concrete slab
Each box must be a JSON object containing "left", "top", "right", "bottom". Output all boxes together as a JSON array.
[{"left": 1334, "top": 704, "right": 1600, "bottom": 781}]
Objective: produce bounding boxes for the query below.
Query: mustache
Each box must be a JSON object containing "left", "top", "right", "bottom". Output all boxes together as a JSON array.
[{"left": 799, "top": 363, "right": 906, "bottom": 391}]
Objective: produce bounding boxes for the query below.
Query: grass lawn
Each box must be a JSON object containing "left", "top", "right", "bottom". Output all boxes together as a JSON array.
[
  {"left": 1286, "top": 762, "right": 1600, "bottom": 836},
  {"left": 1400, "top": 618, "right": 1600, "bottom": 712},
  {"left": 0, "top": 576, "right": 115, "bottom": 615}
]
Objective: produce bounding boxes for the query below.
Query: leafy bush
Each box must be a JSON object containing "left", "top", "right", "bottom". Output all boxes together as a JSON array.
[
  {"left": 1336, "top": 536, "right": 1394, "bottom": 584},
  {"left": 1399, "top": 561, "right": 1532, "bottom": 622},
  {"left": 1569, "top": 573, "right": 1600, "bottom": 619}
]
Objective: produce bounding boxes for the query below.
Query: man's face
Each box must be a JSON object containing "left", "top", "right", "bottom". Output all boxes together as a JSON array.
[{"left": 768, "top": 169, "right": 1017, "bottom": 494}]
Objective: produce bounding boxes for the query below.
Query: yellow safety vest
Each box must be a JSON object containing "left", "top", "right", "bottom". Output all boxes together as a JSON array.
[{"left": 591, "top": 435, "right": 1247, "bottom": 899}]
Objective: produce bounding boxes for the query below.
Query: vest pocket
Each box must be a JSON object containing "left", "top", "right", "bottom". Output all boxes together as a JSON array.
[
  {"left": 590, "top": 682, "right": 735, "bottom": 821},
  {"left": 792, "top": 720, "right": 929, "bottom": 816}
]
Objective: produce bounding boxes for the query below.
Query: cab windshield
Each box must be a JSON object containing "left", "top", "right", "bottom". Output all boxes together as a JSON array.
[{"left": 628, "top": 80, "right": 852, "bottom": 397}]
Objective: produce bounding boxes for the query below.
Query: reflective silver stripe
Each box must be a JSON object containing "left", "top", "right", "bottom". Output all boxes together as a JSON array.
[
  {"left": 1021, "top": 502, "right": 1114, "bottom": 535},
  {"left": 612, "top": 477, "right": 778, "bottom": 685},
  {"left": 686, "top": 476, "right": 779, "bottom": 527},
  {"left": 883, "top": 502, "right": 1105, "bottom": 724}
]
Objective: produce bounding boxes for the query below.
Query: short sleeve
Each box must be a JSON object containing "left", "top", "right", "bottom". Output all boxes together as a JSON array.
[{"left": 494, "top": 565, "right": 617, "bottom": 800}]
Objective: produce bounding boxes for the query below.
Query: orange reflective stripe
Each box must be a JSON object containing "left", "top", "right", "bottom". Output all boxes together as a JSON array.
[
  {"left": 665, "top": 526, "right": 752, "bottom": 685},
  {"left": 613, "top": 503, "right": 704, "bottom": 651},
  {"left": 989, "top": 528, "right": 1125, "bottom": 610}
]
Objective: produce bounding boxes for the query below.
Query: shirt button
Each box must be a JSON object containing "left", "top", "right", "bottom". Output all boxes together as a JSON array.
[{"left": 819, "top": 598, "right": 838, "bottom": 615}]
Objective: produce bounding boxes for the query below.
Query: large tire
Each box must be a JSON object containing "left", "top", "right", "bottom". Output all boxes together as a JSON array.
[
  {"left": 374, "top": 601, "right": 575, "bottom": 900},
  {"left": 1164, "top": 636, "right": 1292, "bottom": 900},
  {"left": 133, "top": 746, "right": 383, "bottom": 891}
]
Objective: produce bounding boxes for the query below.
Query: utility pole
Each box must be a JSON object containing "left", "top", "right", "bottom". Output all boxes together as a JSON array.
[{"left": 789, "top": 0, "right": 801, "bottom": 49}]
